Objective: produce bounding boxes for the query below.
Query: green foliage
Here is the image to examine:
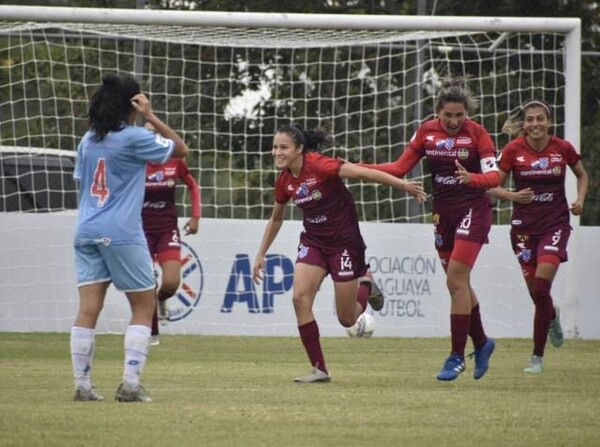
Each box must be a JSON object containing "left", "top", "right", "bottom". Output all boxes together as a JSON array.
[{"left": 1, "top": 333, "right": 600, "bottom": 447}]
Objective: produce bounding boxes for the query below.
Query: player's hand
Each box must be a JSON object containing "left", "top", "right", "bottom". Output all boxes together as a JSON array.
[
  {"left": 402, "top": 180, "right": 427, "bottom": 204},
  {"left": 183, "top": 218, "right": 199, "bottom": 235},
  {"left": 570, "top": 200, "right": 584, "bottom": 216},
  {"left": 252, "top": 258, "right": 265, "bottom": 284},
  {"left": 454, "top": 160, "right": 471, "bottom": 185},
  {"left": 130, "top": 93, "right": 152, "bottom": 117},
  {"left": 512, "top": 188, "right": 534, "bottom": 204}
]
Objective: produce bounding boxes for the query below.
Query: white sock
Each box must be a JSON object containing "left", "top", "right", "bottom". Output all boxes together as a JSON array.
[
  {"left": 123, "top": 325, "right": 151, "bottom": 388},
  {"left": 70, "top": 326, "right": 95, "bottom": 389}
]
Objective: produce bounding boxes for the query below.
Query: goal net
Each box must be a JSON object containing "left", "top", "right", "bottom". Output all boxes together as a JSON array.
[
  {"left": 0, "top": 7, "right": 582, "bottom": 336},
  {"left": 0, "top": 11, "right": 579, "bottom": 222}
]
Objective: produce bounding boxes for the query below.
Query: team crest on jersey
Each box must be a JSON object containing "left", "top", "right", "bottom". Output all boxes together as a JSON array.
[
  {"left": 311, "top": 190, "right": 322, "bottom": 201},
  {"left": 531, "top": 158, "right": 549, "bottom": 170},
  {"left": 436, "top": 137, "right": 455, "bottom": 150},
  {"left": 157, "top": 240, "right": 204, "bottom": 322},
  {"left": 148, "top": 171, "right": 165, "bottom": 182},
  {"left": 432, "top": 213, "right": 440, "bottom": 226},
  {"left": 457, "top": 148, "right": 469, "bottom": 160},
  {"left": 296, "top": 183, "right": 310, "bottom": 197},
  {"left": 517, "top": 247, "right": 532, "bottom": 263},
  {"left": 297, "top": 243, "right": 309, "bottom": 259},
  {"left": 516, "top": 234, "right": 529, "bottom": 242},
  {"left": 552, "top": 166, "right": 562, "bottom": 175}
]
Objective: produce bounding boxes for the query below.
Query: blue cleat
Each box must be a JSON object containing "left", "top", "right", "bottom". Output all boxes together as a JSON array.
[
  {"left": 470, "top": 337, "right": 495, "bottom": 380},
  {"left": 436, "top": 354, "right": 465, "bottom": 381}
]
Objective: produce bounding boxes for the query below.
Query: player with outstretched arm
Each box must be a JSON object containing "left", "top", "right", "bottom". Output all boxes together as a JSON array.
[
  {"left": 362, "top": 78, "right": 499, "bottom": 381},
  {"left": 252, "top": 124, "right": 426, "bottom": 383}
]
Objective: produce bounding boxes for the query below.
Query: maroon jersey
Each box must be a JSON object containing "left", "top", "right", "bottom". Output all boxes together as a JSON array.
[
  {"left": 498, "top": 135, "right": 581, "bottom": 235},
  {"left": 409, "top": 118, "right": 496, "bottom": 207},
  {"left": 142, "top": 158, "right": 201, "bottom": 233},
  {"left": 274, "top": 152, "right": 364, "bottom": 249}
]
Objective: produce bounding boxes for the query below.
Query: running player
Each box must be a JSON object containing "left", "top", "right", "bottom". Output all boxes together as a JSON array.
[
  {"left": 363, "top": 78, "right": 499, "bottom": 381},
  {"left": 490, "top": 99, "right": 588, "bottom": 373},
  {"left": 142, "top": 122, "right": 201, "bottom": 346},
  {"left": 252, "top": 124, "right": 426, "bottom": 383}
]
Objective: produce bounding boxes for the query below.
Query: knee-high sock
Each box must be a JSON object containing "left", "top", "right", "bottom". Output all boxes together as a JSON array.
[
  {"left": 469, "top": 304, "right": 488, "bottom": 350},
  {"left": 123, "top": 325, "right": 151, "bottom": 388},
  {"left": 450, "top": 314, "right": 471, "bottom": 358},
  {"left": 298, "top": 320, "right": 327, "bottom": 374},
  {"left": 532, "top": 277, "right": 554, "bottom": 357},
  {"left": 357, "top": 282, "right": 370, "bottom": 312},
  {"left": 70, "top": 326, "right": 95, "bottom": 389}
]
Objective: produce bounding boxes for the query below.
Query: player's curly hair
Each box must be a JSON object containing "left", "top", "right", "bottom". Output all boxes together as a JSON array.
[
  {"left": 277, "top": 123, "right": 333, "bottom": 153},
  {"left": 436, "top": 77, "right": 479, "bottom": 113},
  {"left": 88, "top": 73, "right": 141, "bottom": 141}
]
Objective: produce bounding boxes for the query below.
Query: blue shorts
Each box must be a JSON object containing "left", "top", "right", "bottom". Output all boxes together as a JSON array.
[{"left": 75, "top": 243, "right": 155, "bottom": 292}]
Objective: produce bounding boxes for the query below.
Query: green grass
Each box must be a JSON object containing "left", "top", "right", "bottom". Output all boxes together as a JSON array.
[{"left": 1, "top": 334, "right": 599, "bottom": 447}]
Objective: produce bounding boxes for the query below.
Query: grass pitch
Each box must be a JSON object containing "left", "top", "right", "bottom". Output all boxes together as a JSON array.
[{"left": 1, "top": 333, "right": 599, "bottom": 447}]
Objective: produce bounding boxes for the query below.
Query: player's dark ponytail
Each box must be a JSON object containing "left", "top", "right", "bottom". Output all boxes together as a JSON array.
[
  {"left": 277, "top": 123, "right": 332, "bottom": 153},
  {"left": 88, "top": 73, "right": 141, "bottom": 141}
]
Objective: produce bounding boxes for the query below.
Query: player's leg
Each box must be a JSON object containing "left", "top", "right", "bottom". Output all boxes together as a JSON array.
[
  {"left": 71, "top": 244, "right": 110, "bottom": 401},
  {"left": 292, "top": 245, "right": 330, "bottom": 383},
  {"left": 450, "top": 239, "right": 496, "bottom": 380},
  {"left": 104, "top": 243, "right": 156, "bottom": 402},
  {"left": 156, "top": 259, "right": 181, "bottom": 324}
]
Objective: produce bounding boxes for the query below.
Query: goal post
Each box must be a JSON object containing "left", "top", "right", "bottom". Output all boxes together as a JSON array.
[{"left": 0, "top": 5, "right": 587, "bottom": 337}]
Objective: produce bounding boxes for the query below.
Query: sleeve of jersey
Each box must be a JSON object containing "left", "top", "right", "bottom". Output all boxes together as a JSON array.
[
  {"left": 359, "top": 147, "right": 421, "bottom": 177},
  {"left": 135, "top": 127, "right": 175, "bottom": 163},
  {"left": 73, "top": 141, "right": 83, "bottom": 180},
  {"left": 467, "top": 125, "right": 500, "bottom": 189},
  {"left": 179, "top": 162, "right": 201, "bottom": 219},
  {"left": 274, "top": 174, "right": 290, "bottom": 204},
  {"left": 563, "top": 140, "right": 582, "bottom": 166},
  {"left": 314, "top": 153, "right": 343, "bottom": 179}
]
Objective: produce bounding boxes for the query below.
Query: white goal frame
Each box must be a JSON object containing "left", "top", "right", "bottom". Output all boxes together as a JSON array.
[{"left": 0, "top": 5, "right": 586, "bottom": 337}]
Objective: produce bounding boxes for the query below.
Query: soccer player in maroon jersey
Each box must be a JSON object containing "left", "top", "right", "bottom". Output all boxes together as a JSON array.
[
  {"left": 142, "top": 122, "right": 201, "bottom": 345},
  {"left": 252, "top": 124, "right": 426, "bottom": 383},
  {"left": 490, "top": 99, "right": 588, "bottom": 374},
  {"left": 363, "top": 79, "right": 500, "bottom": 381}
]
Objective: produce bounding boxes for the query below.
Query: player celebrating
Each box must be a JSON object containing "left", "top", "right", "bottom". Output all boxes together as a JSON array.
[
  {"left": 362, "top": 78, "right": 499, "bottom": 381},
  {"left": 490, "top": 99, "right": 588, "bottom": 374},
  {"left": 70, "top": 73, "right": 189, "bottom": 402},
  {"left": 252, "top": 124, "right": 426, "bottom": 383},
  {"left": 142, "top": 122, "right": 201, "bottom": 346}
]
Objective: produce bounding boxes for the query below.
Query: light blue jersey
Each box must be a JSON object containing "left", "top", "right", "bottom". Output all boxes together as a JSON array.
[{"left": 74, "top": 124, "right": 174, "bottom": 246}]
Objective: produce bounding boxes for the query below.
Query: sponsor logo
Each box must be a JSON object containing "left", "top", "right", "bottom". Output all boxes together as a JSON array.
[
  {"left": 532, "top": 192, "right": 554, "bottom": 202},
  {"left": 434, "top": 174, "right": 459, "bottom": 185},
  {"left": 307, "top": 215, "right": 327, "bottom": 224}
]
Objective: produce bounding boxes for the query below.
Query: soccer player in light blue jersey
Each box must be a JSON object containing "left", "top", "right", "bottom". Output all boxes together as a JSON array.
[{"left": 70, "top": 73, "right": 189, "bottom": 403}]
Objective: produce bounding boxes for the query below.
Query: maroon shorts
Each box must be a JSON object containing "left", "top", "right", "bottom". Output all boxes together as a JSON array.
[
  {"left": 295, "top": 242, "right": 368, "bottom": 282},
  {"left": 432, "top": 200, "right": 492, "bottom": 252},
  {"left": 510, "top": 226, "right": 570, "bottom": 267},
  {"left": 145, "top": 228, "right": 181, "bottom": 263}
]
